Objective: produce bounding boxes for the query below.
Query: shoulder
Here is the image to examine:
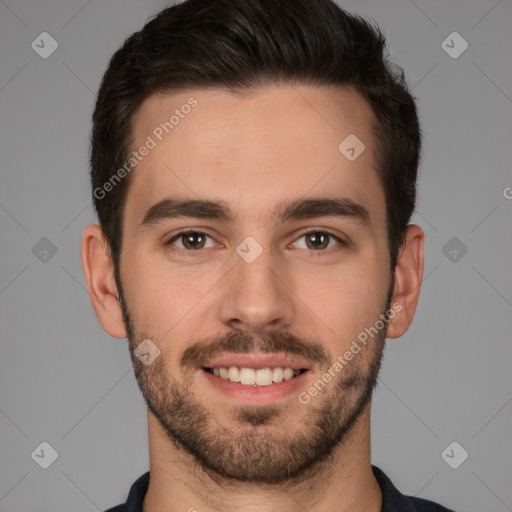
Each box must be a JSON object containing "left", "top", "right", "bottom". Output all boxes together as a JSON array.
[
  {"left": 103, "top": 471, "right": 150, "bottom": 512},
  {"left": 372, "top": 465, "right": 456, "bottom": 512},
  {"left": 407, "top": 495, "right": 456, "bottom": 512}
]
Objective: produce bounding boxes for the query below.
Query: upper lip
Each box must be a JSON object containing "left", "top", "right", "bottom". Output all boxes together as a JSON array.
[{"left": 201, "top": 353, "right": 313, "bottom": 371}]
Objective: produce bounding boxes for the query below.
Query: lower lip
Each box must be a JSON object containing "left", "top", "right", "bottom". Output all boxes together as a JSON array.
[{"left": 199, "top": 368, "right": 310, "bottom": 404}]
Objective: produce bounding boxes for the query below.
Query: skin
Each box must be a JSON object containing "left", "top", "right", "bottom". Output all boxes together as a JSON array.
[{"left": 82, "top": 84, "right": 424, "bottom": 512}]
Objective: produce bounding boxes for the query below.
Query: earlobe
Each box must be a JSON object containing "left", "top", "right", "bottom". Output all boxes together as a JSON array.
[
  {"left": 81, "top": 224, "right": 127, "bottom": 339},
  {"left": 386, "top": 224, "right": 425, "bottom": 339}
]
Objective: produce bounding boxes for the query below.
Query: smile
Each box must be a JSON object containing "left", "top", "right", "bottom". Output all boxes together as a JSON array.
[{"left": 204, "top": 366, "right": 307, "bottom": 386}]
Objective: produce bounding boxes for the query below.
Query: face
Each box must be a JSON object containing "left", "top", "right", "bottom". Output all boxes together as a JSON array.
[{"left": 116, "top": 85, "right": 394, "bottom": 483}]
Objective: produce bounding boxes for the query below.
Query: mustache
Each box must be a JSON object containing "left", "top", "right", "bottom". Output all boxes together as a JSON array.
[{"left": 181, "top": 330, "right": 331, "bottom": 369}]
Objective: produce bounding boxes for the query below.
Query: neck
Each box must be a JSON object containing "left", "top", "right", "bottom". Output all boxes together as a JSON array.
[{"left": 142, "top": 404, "right": 382, "bottom": 512}]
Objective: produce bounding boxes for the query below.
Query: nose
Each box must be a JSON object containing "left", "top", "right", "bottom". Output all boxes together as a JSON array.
[{"left": 217, "top": 244, "right": 296, "bottom": 334}]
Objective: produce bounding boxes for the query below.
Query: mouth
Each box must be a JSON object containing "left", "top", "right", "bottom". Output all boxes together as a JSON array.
[
  {"left": 203, "top": 366, "right": 308, "bottom": 386},
  {"left": 198, "top": 354, "right": 312, "bottom": 403}
]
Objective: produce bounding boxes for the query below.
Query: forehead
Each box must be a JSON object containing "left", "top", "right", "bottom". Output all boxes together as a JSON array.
[{"left": 126, "top": 84, "right": 384, "bottom": 228}]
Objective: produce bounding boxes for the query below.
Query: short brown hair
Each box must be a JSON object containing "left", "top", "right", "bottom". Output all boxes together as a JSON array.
[{"left": 90, "top": 0, "right": 421, "bottom": 273}]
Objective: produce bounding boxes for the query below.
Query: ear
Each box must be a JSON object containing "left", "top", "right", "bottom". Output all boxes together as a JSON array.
[
  {"left": 386, "top": 224, "right": 425, "bottom": 339},
  {"left": 81, "top": 224, "right": 127, "bottom": 338}
]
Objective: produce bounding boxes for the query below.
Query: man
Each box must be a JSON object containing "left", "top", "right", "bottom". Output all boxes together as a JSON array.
[{"left": 81, "top": 0, "right": 455, "bottom": 510}]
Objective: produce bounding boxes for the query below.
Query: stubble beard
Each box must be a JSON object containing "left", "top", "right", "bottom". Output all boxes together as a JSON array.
[{"left": 117, "top": 277, "right": 390, "bottom": 485}]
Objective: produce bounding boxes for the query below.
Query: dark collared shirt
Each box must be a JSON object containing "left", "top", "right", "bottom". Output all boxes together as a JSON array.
[{"left": 105, "top": 465, "right": 456, "bottom": 511}]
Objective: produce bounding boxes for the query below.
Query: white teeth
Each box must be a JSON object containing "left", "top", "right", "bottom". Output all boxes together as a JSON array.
[
  {"left": 210, "top": 366, "right": 303, "bottom": 386},
  {"left": 272, "top": 367, "right": 284, "bottom": 383},
  {"left": 283, "top": 368, "right": 294, "bottom": 381},
  {"left": 228, "top": 366, "right": 240, "bottom": 382},
  {"left": 239, "top": 367, "right": 256, "bottom": 385},
  {"left": 256, "top": 368, "right": 273, "bottom": 386}
]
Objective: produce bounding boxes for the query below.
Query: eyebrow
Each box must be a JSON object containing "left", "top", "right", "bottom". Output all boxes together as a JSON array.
[{"left": 139, "top": 196, "right": 371, "bottom": 229}]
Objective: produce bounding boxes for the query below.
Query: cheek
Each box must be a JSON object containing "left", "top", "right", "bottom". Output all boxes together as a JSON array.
[
  {"left": 120, "top": 250, "right": 219, "bottom": 334},
  {"left": 119, "top": 251, "right": 176, "bottom": 326},
  {"left": 300, "top": 261, "right": 386, "bottom": 342}
]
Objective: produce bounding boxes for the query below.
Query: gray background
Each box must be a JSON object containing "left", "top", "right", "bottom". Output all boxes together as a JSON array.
[{"left": 0, "top": 0, "right": 511, "bottom": 510}]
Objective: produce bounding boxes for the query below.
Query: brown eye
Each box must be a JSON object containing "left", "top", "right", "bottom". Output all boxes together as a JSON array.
[
  {"left": 293, "top": 231, "right": 343, "bottom": 251},
  {"left": 167, "top": 231, "right": 215, "bottom": 251},
  {"left": 305, "top": 232, "right": 330, "bottom": 250}
]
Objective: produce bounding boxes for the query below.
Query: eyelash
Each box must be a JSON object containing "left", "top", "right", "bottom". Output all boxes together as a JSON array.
[{"left": 165, "top": 229, "right": 346, "bottom": 256}]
